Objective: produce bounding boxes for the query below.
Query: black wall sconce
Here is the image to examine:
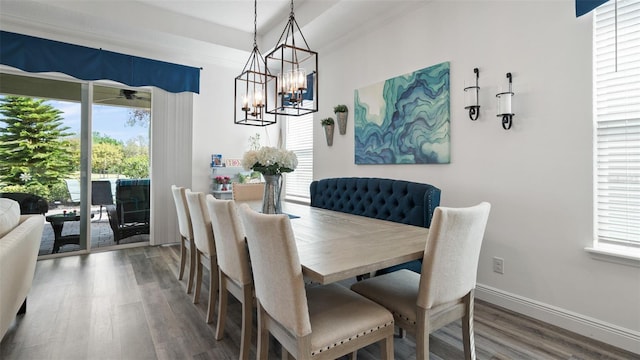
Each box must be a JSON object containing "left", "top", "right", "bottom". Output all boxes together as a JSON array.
[
  {"left": 464, "top": 68, "right": 480, "bottom": 121},
  {"left": 496, "top": 72, "right": 514, "bottom": 130}
]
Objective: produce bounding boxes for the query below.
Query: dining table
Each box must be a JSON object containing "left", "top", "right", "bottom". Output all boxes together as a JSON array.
[{"left": 273, "top": 202, "right": 430, "bottom": 284}]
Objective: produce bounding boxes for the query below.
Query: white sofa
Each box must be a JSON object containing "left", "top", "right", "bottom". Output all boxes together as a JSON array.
[{"left": 0, "top": 198, "right": 44, "bottom": 340}]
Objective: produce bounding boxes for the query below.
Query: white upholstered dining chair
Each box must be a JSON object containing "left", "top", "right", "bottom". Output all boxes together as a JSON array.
[
  {"left": 185, "top": 190, "right": 219, "bottom": 324},
  {"left": 206, "top": 196, "right": 253, "bottom": 360},
  {"left": 232, "top": 183, "right": 264, "bottom": 201},
  {"left": 238, "top": 204, "right": 395, "bottom": 360},
  {"left": 170, "top": 185, "right": 196, "bottom": 294},
  {"left": 351, "top": 202, "right": 491, "bottom": 360}
]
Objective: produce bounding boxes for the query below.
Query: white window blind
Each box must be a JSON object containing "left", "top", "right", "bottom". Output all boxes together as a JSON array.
[
  {"left": 594, "top": 0, "right": 640, "bottom": 248},
  {"left": 284, "top": 110, "right": 313, "bottom": 202}
]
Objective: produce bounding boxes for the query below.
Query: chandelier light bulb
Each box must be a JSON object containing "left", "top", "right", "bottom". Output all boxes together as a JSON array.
[
  {"left": 242, "top": 95, "right": 249, "bottom": 111},
  {"left": 297, "top": 69, "right": 306, "bottom": 90}
]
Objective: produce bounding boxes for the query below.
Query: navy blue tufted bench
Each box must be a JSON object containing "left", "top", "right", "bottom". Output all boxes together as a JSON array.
[{"left": 310, "top": 177, "right": 441, "bottom": 274}]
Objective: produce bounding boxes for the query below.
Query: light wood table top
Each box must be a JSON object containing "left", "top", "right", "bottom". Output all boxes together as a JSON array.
[{"left": 280, "top": 202, "right": 429, "bottom": 284}]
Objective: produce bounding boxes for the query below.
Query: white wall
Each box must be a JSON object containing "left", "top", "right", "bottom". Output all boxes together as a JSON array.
[
  {"left": 313, "top": 0, "right": 639, "bottom": 351},
  {"left": 191, "top": 62, "right": 280, "bottom": 193}
]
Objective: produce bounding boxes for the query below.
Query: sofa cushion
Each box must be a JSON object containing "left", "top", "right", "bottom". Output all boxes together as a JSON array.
[{"left": 0, "top": 198, "right": 21, "bottom": 238}]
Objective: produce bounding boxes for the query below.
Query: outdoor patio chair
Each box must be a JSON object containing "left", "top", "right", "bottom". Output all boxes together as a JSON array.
[
  {"left": 91, "top": 180, "right": 114, "bottom": 220},
  {"left": 106, "top": 179, "right": 150, "bottom": 244}
]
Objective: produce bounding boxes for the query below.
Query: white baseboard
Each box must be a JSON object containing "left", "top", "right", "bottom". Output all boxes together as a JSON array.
[{"left": 475, "top": 284, "right": 640, "bottom": 355}]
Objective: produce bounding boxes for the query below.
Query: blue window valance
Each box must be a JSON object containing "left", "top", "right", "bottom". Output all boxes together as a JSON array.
[
  {"left": 576, "top": 0, "right": 610, "bottom": 17},
  {"left": 0, "top": 31, "right": 200, "bottom": 94}
]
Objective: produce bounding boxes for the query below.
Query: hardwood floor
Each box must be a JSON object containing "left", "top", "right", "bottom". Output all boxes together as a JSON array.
[{"left": 1, "top": 245, "right": 637, "bottom": 360}]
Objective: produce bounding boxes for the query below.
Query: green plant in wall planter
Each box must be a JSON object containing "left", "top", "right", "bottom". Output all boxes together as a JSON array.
[
  {"left": 321, "top": 117, "right": 335, "bottom": 146},
  {"left": 334, "top": 104, "right": 348, "bottom": 135}
]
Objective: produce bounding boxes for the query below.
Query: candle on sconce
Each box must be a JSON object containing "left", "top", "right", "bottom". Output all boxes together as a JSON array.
[
  {"left": 464, "top": 80, "right": 475, "bottom": 108},
  {"left": 463, "top": 68, "right": 481, "bottom": 121},
  {"left": 498, "top": 92, "right": 512, "bottom": 115},
  {"left": 495, "top": 72, "right": 514, "bottom": 130},
  {"left": 496, "top": 73, "right": 514, "bottom": 116}
]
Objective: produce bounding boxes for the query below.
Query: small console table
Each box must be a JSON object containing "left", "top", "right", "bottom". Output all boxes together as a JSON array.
[{"left": 45, "top": 213, "right": 81, "bottom": 253}]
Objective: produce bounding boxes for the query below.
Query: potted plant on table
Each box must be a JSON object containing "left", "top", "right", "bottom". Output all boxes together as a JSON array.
[
  {"left": 242, "top": 146, "right": 298, "bottom": 214},
  {"left": 214, "top": 176, "right": 231, "bottom": 191},
  {"left": 321, "top": 117, "right": 335, "bottom": 146},
  {"left": 333, "top": 104, "right": 348, "bottom": 135}
]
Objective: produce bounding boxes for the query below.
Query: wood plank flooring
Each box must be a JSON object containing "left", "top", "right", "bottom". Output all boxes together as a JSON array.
[{"left": 1, "top": 245, "right": 637, "bottom": 360}]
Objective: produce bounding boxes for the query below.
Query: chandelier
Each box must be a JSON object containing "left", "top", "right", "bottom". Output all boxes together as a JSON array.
[
  {"left": 234, "top": 0, "right": 277, "bottom": 126},
  {"left": 265, "top": 0, "right": 318, "bottom": 116}
]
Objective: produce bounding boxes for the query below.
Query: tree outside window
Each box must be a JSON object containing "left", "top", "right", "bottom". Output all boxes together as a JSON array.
[{"left": 0, "top": 96, "right": 75, "bottom": 200}]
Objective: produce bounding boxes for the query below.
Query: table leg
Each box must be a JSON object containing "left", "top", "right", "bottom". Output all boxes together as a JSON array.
[{"left": 50, "top": 223, "right": 64, "bottom": 254}]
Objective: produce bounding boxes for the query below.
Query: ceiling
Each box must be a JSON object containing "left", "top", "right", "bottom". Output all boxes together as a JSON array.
[
  {"left": 135, "top": 0, "right": 304, "bottom": 35},
  {"left": 0, "top": 0, "right": 429, "bottom": 67}
]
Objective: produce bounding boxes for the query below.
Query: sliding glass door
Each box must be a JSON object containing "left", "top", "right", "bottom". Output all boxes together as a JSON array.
[
  {"left": 90, "top": 85, "right": 151, "bottom": 250},
  {"left": 0, "top": 72, "right": 151, "bottom": 256}
]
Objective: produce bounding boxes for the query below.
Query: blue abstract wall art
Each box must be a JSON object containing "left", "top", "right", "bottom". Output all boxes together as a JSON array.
[{"left": 354, "top": 62, "right": 450, "bottom": 164}]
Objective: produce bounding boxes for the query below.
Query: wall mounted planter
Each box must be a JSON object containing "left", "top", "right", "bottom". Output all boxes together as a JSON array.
[
  {"left": 324, "top": 124, "right": 334, "bottom": 146},
  {"left": 336, "top": 111, "right": 348, "bottom": 135}
]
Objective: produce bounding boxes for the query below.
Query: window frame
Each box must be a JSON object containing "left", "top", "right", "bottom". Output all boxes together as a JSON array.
[
  {"left": 283, "top": 110, "right": 314, "bottom": 204},
  {"left": 588, "top": 0, "right": 640, "bottom": 266}
]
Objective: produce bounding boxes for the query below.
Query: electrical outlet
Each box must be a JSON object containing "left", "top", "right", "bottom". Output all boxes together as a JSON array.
[{"left": 493, "top": 257, "right": 504, "bottom": 274}]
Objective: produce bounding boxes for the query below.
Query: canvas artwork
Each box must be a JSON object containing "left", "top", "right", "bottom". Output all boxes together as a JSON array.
[{"left": 354, "top": 61, "right": 450, "bottom": 164}]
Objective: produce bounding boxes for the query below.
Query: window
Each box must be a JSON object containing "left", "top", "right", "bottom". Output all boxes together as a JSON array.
[
  {"left": 284, "top": 110, "right": 313, "bottom": 203},
  {"left": 594, "top": 0, "right": 640, "bottom": 252}
]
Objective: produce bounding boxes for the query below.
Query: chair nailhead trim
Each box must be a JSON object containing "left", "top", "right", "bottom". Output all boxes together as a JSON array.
[
  {"left": 394, "top": 312, "right": 417, "bottom": 325},
  {"left": 310, "top": 321, "right": 394, "bottom": 355}
]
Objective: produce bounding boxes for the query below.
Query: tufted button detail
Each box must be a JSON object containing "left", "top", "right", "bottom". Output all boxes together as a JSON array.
[{"left": 310, "top": 177, "right": 441, "bottom": 230}]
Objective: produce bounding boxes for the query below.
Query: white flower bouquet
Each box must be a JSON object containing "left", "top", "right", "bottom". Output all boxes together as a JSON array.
[{"left": 242, "top": 146, "right": 298, "bottom": 176}]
